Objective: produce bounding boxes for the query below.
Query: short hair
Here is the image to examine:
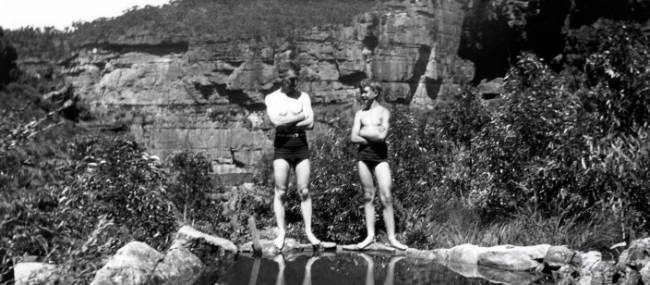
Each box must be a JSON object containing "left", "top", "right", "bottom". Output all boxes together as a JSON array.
[
  {"left": 358, "top": 79, "right": 382, "bottom": 96},
  {"left": 277, "top": 61, "right": 299, "bottom": 78}
]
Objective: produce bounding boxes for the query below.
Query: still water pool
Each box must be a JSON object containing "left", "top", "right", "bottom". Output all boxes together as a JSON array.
[{"left": 212, "top": 253, "right": 508, "bottom": 285}]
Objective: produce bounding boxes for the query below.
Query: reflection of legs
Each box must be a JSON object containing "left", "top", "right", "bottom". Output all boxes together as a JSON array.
[
  {"left": 295, "top": 159, "right": 319, "bottom": 244},
  {"left": 273, "top": 255, "right": 286, "bottom": 285},
  {"left": 374, "top": 162, "right": 407, "bottom": 250},
  {"left": 359, "top": 253, "right": 375, "bottom": 285},
  {"left": 357, "top": 161, "right": 376, "bottom": 249},
  {"left": 247, "top": 257, "right": 262, "bottom": 285},
  {"left": 383, "top": 256, "right": 405, "bottom": 285},
  {"left": 301, "top": 256, "right": 320, "bottom": 285},
  {"left": 273, "top": 159, "right": 291, "bottom": 249}
]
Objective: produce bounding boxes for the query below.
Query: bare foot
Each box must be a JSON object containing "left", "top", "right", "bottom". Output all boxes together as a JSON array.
[
  {"left": 356, "top": 235, "right": 375, "bottom": 250},
  {"left": 306, "top": 232, "right": 321, "bottom": 245},
  {"left": 273, "top": 230, "right": 286, "bottom": 250},
  {"left": 387, "top": 238, "right": 408, "bottom": 251}
]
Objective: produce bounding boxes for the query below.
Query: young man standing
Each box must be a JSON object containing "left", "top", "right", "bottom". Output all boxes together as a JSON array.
[
  {"left": 264, "top": 61, "right": 334, "bottom": 250},
  {"left": 348, "top": 80, "right": 408, "bottom": 250}
]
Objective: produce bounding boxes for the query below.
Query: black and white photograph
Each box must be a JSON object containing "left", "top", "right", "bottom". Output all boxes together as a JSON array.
[{"left": 1, "top": 0, "right": 649, "bottom": 284}]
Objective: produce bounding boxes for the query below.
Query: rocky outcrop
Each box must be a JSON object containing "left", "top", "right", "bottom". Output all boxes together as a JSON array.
[
  {"left": 90, "top": 241, "right": 163, "bottom": 285},
  {"left": 13, "top": 263, "right": 59, "bottom": 285},
  {"left": 89, "top": 226, "right": 237, "bottom": 285},
  {"left": 617, "top": 237, "right": 650, "bottom": 284},
  {"left": 58, "top": 0, "right": 473, "bottom": 183}
]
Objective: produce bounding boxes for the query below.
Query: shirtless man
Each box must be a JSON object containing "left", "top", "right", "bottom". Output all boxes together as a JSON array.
[
  {"left": 264, "top": 61, "right": 333, "bottom": 250},
  {"left": 348, "top": 80, "right": 408, "bottom": 250}
]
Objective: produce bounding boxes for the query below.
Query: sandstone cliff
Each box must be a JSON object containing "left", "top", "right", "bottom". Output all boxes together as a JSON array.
[{"left": 62, "top": 0, "right": 474, "bottom": 183}]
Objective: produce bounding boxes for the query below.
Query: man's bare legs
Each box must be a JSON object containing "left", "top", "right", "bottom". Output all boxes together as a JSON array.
[
  {"left": 374, "top": 162, "right": 407, "bottom": 250},
  {"left": 356, "top": 161, "right": 377, "bottom": 249},
  {"left": 295, "top": 159, "right": 320, "bottom": 245},
  {"left": 273, "top": 158, "right": 322, "bottom": 248},
  {"left": 272, "top": 159, "right": 290, "bottom": 249}
]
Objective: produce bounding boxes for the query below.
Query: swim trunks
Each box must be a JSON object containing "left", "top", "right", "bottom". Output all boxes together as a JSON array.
[
  {"left": 274, "top": 130, "right": 309, "bottom": 166},
  {"left": 358, "top": 141, "right": 388, "bottom": 169}
]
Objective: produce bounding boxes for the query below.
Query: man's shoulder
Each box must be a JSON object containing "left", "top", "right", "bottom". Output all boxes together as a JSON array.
[
  {"left": 265, "top": 89, "right": 284, "bottom": 102},
  {"left": 298, "top": 90, "right": 311, "bottom": 100},
  {"left": 378, "top": 104, "right": 390, "bottom": 115}
]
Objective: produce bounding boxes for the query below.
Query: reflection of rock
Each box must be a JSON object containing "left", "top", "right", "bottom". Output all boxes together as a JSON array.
[{"left": 445, "top": 261, "right": 542, "bottom": 285}]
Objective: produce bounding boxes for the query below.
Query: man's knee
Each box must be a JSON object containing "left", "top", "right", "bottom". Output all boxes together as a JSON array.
[
  {"left": 274, "top": 186, "right": 287, "bottom": 201},
  {"left": 379, "top": 191, "right": 392, "bottom": 205},
  {"left": 363, "top": 187, "right": 375, "bottom": 203},
  {"left": 298, "top": 186, "right": 310, "bottom": 201}
]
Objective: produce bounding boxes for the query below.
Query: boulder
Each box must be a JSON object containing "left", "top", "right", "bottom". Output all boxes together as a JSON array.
[
  {"left": 13, "top": 262, "right": 58, "bottom": 285},
  {"left": 617, "top": 238, "right": 650, "bottom": 285},
  {"left": 446, "top": 243, "right": 485, "bottom": 264},
  {"left": 90, "top": 241, "right": 163, "bottom": 285},
  {"left": 445, "top": 243, "right": 549, "bottom": 271},
  {"left": 174, "top": 225, "right": 238, "bottom": 255},
  {"left": 477, "top": 244, "right": 550, "bottom": 271},
  {"left": 152, "top": 244, "right": 203, "bottom": 285},
  {"left": 544, "top": 245, "right": 577, "bottom": 268}
]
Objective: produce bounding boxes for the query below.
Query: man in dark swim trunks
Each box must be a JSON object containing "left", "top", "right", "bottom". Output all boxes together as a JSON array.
[
  {"left": 264, "top": 61, "right": 333, "bottom": 250},
  {"left": 348, "top": 80, "right": 408, "bottom": 251}
]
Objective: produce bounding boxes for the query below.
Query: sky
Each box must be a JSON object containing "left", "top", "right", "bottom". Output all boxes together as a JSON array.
[{"left": 0, "top": 0, "right": 172, "bottom": 30}]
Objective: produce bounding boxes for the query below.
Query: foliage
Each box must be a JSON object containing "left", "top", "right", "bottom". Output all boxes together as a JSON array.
[
  {"left": 562, "top": 19, "right": 650, "bottom": 135},
  {"left": 167, "top": 151, "right": 219, "bottom": 223},
  {"left": 0, "top": 30, "right": 18, "bottom": 87},
  {"left": 70, "top": 0, "right": 377, "bottom": 43},
  {"left": 3, "top": 26, "right": 71, "bottom": 61},
  {"left": 309, "top": 118, "right": 363, "bottom": 242},
  {"left": 471, "top": 20, "right": 650, "bottom": 236}
]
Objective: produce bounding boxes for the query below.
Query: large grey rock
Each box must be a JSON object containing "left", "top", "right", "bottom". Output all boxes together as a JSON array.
[
  {"left": 14, "top": 262, "right": 58, "bottom": 285},
  {"left": 477, "top": 244, "right": 550, "bottom": 271},
  {"left": 174, "top": 225, "right": 238, "bottom": 254},
  {"left": 152, "top": 243, "right": 203, "bottom": 285},
  {"left": 545, "top": 245, "right": 577, "bottom": 268},
  {"left": 617, "top": 238, "right": 650, "bottom": 285},
  {"left": 444, "top": 243, "right": 549, "bottom": 271},
  {"left": 90, "top": 241, "right": 163, "bottom": 285}
]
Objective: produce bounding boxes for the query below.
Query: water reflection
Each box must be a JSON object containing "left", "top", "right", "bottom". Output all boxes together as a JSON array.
[
  {"left": 217, "top": 253, "right": 495, "bottom": 285},
  {"left": 243, "top": 254, "right": 406, "bottom": 285}
]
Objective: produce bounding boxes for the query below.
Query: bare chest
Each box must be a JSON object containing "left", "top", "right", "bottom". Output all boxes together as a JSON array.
[
  {"left": 281, "top": 95, "right": 303, "bottom": 114},
  {"left": 359, "top": 109, "right": 383, "bottom": 127}
]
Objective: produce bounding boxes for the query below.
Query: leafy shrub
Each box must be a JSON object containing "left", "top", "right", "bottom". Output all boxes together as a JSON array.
[{"left": 167, "top": 151, "right": 219, "bottom": 223}]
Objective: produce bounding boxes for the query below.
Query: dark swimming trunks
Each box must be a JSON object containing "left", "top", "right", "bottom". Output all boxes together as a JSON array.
[
  {"left": 358, "top": 142, "right": 388, "bottom": 169},
  {"left": 274, "top": 130, "right": 309, "bottom": 166}
]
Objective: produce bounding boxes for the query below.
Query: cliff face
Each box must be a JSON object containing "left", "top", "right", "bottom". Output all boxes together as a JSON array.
[{"left": 62, "top": 0, "right": 473, "bottom": 183}]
